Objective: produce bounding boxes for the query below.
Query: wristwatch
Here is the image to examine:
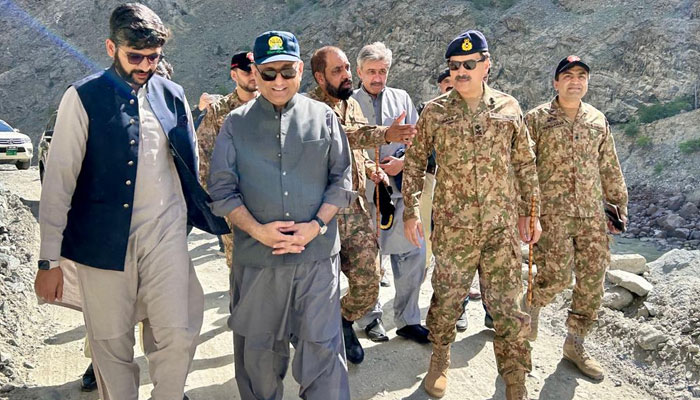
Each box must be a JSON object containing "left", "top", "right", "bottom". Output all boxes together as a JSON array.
[
  {"left": 313, "top": 216, "right": 328, "bottom": 235},
  {"left": 37, "top": 260, "right": 51, "bottom": 270}
]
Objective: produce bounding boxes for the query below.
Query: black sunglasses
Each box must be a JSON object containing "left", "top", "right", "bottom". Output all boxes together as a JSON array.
[
  {"left": 255, "top": 65, "right": 298, "bottom": 81},
  {"left": 120, "top": 49, "right": 163, "bottom": 66},
  {"left": 447, "top": 55, "right": 488, "bottom": 71}
]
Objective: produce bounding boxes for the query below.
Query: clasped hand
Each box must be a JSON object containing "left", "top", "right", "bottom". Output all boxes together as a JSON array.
[{"left": 253, "top": 220, "right": 320, "bottom": 255}]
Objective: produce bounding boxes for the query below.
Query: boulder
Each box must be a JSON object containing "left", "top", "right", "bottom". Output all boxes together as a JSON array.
[
  {"left": 669, "top": 228, "right": 690, "bottom": 239},
  {"left": 606, "top": 270, "right": 653, "bottom": 296},
  {"left": 609, "top": 254, "right": 649, "bottom": 274},
  {"left": 637, "top": 325, "right": 669, "bottom": 350},
  {"left": 602, "top": 286, "right": 635, "bottom": 310},
  {"left": 668, "top": 194, "right": 686, "bottom": 211},
  {"left": 658, "top": 214, "right": 686, "bottom": 231},
  {"left": 679, "top": 202, "right": 699, "bottom": 220},
  {"left": 647, "top": 249, "right": 700, "bottom": 277}
]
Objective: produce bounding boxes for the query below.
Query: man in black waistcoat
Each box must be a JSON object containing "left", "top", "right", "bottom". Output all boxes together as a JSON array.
[{"left": 34, "top": 3, "right": 227, "bottom": 399}]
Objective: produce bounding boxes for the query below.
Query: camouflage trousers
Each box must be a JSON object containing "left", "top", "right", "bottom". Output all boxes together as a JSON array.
[
  {"left": 428, "top": 225, "right": 531, "bottom": 378},
  {"left": 338, "top": 213, "right": 381, "bottom": 322},
  {"left": 531, "top": 215, "right": 610, "bottom": 336},
  {"left": 222, "top": 232, "right": 234, "bottom": 268}
]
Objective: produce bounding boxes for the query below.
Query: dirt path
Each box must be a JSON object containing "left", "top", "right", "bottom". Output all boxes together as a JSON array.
[{"left": 2, "top": 168, "right": 652, "bottom": 400}]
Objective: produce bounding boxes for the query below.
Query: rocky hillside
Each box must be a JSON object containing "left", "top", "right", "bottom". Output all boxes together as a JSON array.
[
  {"left": 2, "top": 0, "right": 699, "bottom": 246},
  {"left": 1, "top": 0, "right": 699, "bottom": 135}
]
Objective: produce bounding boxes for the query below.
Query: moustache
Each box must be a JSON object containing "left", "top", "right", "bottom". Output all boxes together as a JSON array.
[{"left": 455, "top": 75, "right": 471, "bottom": 82}]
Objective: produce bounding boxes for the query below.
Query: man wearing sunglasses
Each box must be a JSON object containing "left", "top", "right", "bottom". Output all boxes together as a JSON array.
[
  {"left": 33, "top": 4, "right": 229, "bottom": 399},
  {"left": 306, "top": 45, "right": 418, "bottom": 365},
  {"left": 402, "top": 30, "right": 541, "bottom": 399},
  {"left": 523, "top": 56, "right": 628, "bottom": 381},
  {"left": 197, "top": 51, "right": 258, "bottom": 267},
  {"left": 207, "top": 31, "right": 352, "bottom": 399}
]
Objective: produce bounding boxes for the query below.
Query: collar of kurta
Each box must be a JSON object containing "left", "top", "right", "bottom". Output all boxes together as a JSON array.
[
  {"left": 257, "top": 92, "right": 299, "bottom": 113},
  {"left": 549, "top": 96, "right": 589, "bottom": 120},
  {"left": 447, "top": 83, "right": 497, "bottom": 115}
]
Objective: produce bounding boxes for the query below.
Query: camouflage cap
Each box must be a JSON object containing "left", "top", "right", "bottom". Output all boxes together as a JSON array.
[{"left": 445, "top": 30, "right": 488, "bottom": 59}]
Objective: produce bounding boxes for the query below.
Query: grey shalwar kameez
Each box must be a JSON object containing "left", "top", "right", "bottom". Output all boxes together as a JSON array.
[{"left": 208, "top": 93, "right": 353, "bottom": 400}]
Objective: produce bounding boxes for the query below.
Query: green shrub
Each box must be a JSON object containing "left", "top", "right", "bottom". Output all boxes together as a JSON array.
[
  {"left": 653, "top": 161, "right": 665, "bottom": 174},
  {"left": 636, "top": 135, "right": 652, "bottom": 148},
  {"left": 214, "top": 84, "right": 229, "bottom": 96},
  {"left": 286, "top": 0, "right": 304, "bottom": 13},
  {"left": 679, "top": 138, "right": 700, "bottom": 154},
  {"left": 637, "top": 96, "right": 693, "bottom": 124},
  {"left": 623, "top": 120, "right": 639, "bottom": 137}
]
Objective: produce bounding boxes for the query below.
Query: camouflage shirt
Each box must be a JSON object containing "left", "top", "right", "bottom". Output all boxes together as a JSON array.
[
  {"left": 197, "top": 90, "right": 253, "bottom": 188},
  {"left": 307, "top": 86, "right": 387, "bottom": 214},
  {"left": 403, "top": 85, "right": 540, "bottom": 231},
  {"left": 525, "top": 98, "right": 628, "bottom": 218}
]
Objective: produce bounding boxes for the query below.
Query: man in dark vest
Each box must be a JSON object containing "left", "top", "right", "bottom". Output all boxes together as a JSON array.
[
  {"left": 208, "top": 31, "right": 353, "bottom": 399},
  {"left": 34, "top": 4, "right": 227, "bottom": 399}
]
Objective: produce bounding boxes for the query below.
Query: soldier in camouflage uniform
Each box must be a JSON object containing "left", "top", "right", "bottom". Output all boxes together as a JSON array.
[
  {"left": 307, "top": 45, "right": 417, "bottom": 364},
  {"left": 524, "top": 56, "right": 628, "bottom": 381},
  {"left": 197, "top": 51, "right": 258, "bottom": 267},
  {"left": 403, "top": 31, "right": 541, "bottom": 399}
]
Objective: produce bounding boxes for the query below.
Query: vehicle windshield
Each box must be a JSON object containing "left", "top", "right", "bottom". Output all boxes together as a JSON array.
[{"left": 0, "top": 120, "right": 13, "bottom": 132}]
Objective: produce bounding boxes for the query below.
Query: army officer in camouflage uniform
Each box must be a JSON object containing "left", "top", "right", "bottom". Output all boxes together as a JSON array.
[
  {"left": 197, "top": 51, "right": 258, "bottom": 267},
  {"left": 523, "top": 56, "right": 628, "bottom": 381},
  {"left": 403, "top": 30, "right": 541, "bottom": 400},
  {"left": 307, "top": 45, "right": 417, "bottom": 364}
]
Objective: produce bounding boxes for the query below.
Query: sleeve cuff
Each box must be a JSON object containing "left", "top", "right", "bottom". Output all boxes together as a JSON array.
[
  {"left": 403, "top": 205, "right": 420, "bottom": 222},
  {"left": 322, "top": 187, "right": 356, "bottom": 209},
  {"left": 209, "top": 196, "right": 244, "bottom": 218}
]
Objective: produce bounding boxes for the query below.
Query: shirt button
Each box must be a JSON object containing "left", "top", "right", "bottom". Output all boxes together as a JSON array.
[
  {"left": 276, "top": 134, "right": 280, "bottom": 139},
  {"left": 123, "top": 203, "right": 130, "bottom": 209},
  {"left": 275, "top": 115, "right": 279, "bottom": 119},
  {"left": 284, "top": 191, "right": 289, "bottom": 196},
  {"left": 277, "top": 153, "right": 281, "bottom": 158},
  {"left": 285, "top": 212, "right": 290, "bottom": 217},
  {"left": 282, "top": 171, "right": 287, "bottom": 176},
  {"left": 129, "top": 99, "right": 135, "bottom": 105},
  {"left": 131, "top": 90, "right": 136, "bottom": 96},
  {"left": 125, "top": 180, "right": 132, "bottom": 186},
  {"left": 128, "top": 160, "right": 134, "bottom": 166},
  {"left": 129, "top": 118, "right": 136, "bottom": 125},
  {"left": 130, "top": 139, "right": 136, "bottom": 145}
]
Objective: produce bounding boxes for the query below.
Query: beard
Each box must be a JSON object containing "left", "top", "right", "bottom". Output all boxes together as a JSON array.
[
  {"left": 326, "top": 78, "right": 353, "bottom": 101},
  {"left": 114, "top": 56, "right": 154, "bottom": 87},
  {"left": 239, "top": 80, "right": 258, "bottom": 93}
]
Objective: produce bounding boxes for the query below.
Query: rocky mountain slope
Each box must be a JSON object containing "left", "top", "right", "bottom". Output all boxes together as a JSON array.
[
  {"left": 1, "top": 0, "right": 699, "bottom": 135},
  {"left": 2, "top": 0, "right": 699, "bottom": 246}
]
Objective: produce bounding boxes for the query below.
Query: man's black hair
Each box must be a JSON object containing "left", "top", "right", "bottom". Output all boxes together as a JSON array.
[{"left": 109, "top": 3, "right": 170, "bottom": 49}]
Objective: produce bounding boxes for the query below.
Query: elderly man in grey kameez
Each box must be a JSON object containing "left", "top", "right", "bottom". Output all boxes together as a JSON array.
[{"left": 208, "top": 31, "right": 353, "bottom": 400}]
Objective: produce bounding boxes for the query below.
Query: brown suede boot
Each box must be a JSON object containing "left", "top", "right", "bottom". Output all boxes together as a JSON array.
[
  {"left": 424, "top": 344, "right": 450, "bottom": 398},
  {"left": 563, "top": 333, "right": 604, "bottom": 380},
  {"left": 521, "top": 297, "right": 540, "bottom": 341},
  {"left": 503, "top": 371, "right": 528, "bottom": 400}
]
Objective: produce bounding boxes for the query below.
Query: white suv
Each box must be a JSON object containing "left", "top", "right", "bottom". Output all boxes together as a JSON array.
[{"left": 0, "top": 119, "right": 33, "bottom": 170}]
